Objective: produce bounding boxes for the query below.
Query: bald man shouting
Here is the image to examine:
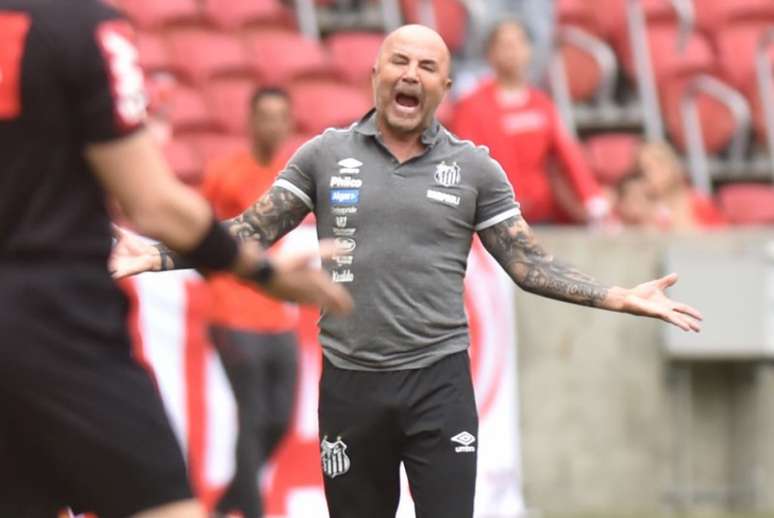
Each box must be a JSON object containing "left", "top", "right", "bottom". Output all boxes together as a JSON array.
[{"left": 115, "top": 24, "right": 702, "bottom": 518}]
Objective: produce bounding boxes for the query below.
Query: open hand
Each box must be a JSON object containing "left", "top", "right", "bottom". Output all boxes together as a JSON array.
[
  {"left": 109, "top": 226, "right": 160, "bottom": 278},
  {"left": 621, "top": 273, "right": 702, "bottom": 332}
]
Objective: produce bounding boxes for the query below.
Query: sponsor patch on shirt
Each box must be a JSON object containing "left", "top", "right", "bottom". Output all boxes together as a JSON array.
[
  {"left": 330, "top": 176, "right": 363, "bottom": 188},
  {"left": 333, "top": 228, "right": 356, "bottom": 237},
  {"left": 330, "top": 189, "right": 360, "bottom": 205},
  {"left": 426, "top": 189, "right": 460, "bottom": 207},
  {"left": 332, "top": 269, "right": 354, "bottom": 283},
  {"left": 333, "top": 255, "right": 354, "bottom": 266},
  {"left": 331, "top": 206, "right": 357, "bottom": 215},
  {"left": 334, "top": 238, "right": 356, "bottom": 252}
]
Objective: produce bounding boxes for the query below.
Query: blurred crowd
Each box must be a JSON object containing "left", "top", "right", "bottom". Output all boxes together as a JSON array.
[{"left": 132, "top": 0, "right": 772, "bottom": 236}]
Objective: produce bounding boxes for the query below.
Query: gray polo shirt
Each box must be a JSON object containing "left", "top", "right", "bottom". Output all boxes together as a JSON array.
[{"left": 275, "top": 110, "right": 520, "bottom": 371}]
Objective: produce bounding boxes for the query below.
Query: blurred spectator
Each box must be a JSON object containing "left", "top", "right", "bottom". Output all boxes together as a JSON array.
[
  {"left": 637, "top": 142, "right": 726, "bottom": 231},
  {"left": 453, "top": 19, "right": 608, "bottom": 225},
  {"left": 471, "top": 0, "right": 555, "bottom": 83},
  {"left": 613, "top": 171, "right": 660, "bottom": 230},
  {"left": 201, "top": 87, "right": 301, "bottom": 518}
]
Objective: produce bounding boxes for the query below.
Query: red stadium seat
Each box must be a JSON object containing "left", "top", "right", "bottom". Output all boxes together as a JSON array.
[
  {"left": 185, "top": 133, "right": 250, "bottom": 164},
  {"left": 400, "top": 0, "right": 468, "bottom": 53},
  {"left": 201, "top": 0, "right": 293, "bottom": 30},
  {"left": 163, "top": 139, "right": 204, "bottom": 185},
  {"left": 165, "top": 29, "right": 250, "bottom": 84},
  {"left": 621, "top": 26, "right": 715, "bottom": 83},
  {"left": 165, "top": 85, "right": 213, "bottom": 133},
  {"left": 203, "top": 78, "right": 258, "bottom": 135},
  {"left": 715, "top": 22, "right": 774, "bottom": 90},
  {"left": 135, "top": 32, "right": 170, "bottom": 74},
  {"left": 116, "top": 0, "right": 200, "bottom": 29},
  {"left": 583, "top": 133, "right": 641, "bottom": 185},
  {"left": 244, "top": 30, "right": 332, "bottom": 86},
  {"left": 660, "top": 77, "right": 740, "bottom": 153},
  {"left": 289, "top": 80, "right": 372, "bottom": 135},
  {"left": 596, "top": 0, "right": 679, "bottom": 46},
  {"left": 557, "top": 0, "right": 600, "bottom": 35},
  {"left": 326, "top": 32, "right": 384, "bottom": 87},
  {"left": 717, "top": 183, "right": 774, "bottom": 224},
  {"left": 557, "top": 41, "right": 604, "bottom": 102},
  {"left": 696, "top": 0, "right": 774, "bottom": 33}
]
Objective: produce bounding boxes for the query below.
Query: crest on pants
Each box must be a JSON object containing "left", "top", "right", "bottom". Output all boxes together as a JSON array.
[{"left": 321, "top": 435, "right": 351, "bottom": 479}]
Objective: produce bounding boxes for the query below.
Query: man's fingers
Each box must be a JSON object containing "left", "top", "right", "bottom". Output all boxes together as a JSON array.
[
  {"left": 657, "top": 272, "right": 679, "bottom": 290},
  {"left": 666, "top": 310, "right": 701, "bottom": 333},
  {"left": 673, "top": 302, "right": 703, "bottom": 321}
]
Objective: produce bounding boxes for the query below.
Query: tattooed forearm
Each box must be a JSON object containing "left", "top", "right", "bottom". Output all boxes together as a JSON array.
[
  {"left": 223, "top": 186, "right": 310, "bottom": 248},
  {"left": 151, "top": 186, "right": 310, "bottom": 272},
  {"left": 479, "top": 216, "right": 608, "bottom": 307}
]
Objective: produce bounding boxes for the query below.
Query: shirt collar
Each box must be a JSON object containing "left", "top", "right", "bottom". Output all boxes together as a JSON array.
[{"left": 354, "top": 109, "right": 442, "bottom": 146}]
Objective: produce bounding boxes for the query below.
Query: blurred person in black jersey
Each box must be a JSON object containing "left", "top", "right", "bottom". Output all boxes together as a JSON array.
[
  {"left": 0, "top": 1, "right": 350, "bottom": 517},
  {"left": 112, "top": 24, "right": 703, "bottom": 518}
]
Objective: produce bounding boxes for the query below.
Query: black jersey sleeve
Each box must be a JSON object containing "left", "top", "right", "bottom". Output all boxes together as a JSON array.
[{"left": 66, "top": 1, "right": 148, "bottom": 143}]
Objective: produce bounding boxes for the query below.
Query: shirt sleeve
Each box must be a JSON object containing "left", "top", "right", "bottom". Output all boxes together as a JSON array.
[
  {"left": 474, "top": 147, "right": 522, "bottom": 231},
  {"left": 274, "top": 135, "right": 322, "bottom": 211},
  {"left": 67, "top": 1, "right": 148, "bottom": 143}
]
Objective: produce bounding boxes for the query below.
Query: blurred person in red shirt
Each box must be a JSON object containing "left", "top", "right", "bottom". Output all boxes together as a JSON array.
[
  {"left": 201, "top": 87, "right": 301, "bottom": 518},
  {"left": 637, "top": 142, "right": 726, "bottom": 231},
  {"left": 453, "top": 19, "right": 609, "bottom": 224}
]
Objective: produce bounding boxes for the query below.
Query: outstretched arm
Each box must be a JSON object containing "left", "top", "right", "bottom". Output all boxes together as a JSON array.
[
  {"left": 130, "top": 185, "right": 311, "bottom": 273},
  {"left": 478, "top": 215, "right": 702, "bottom": 332}
]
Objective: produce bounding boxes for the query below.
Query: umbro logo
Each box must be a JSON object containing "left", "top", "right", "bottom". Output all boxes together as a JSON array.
[
  {"left": 338, "top": 157, "right": 362, "bottom": 175},
  {"left": 451, "top": 431, "right": 476, "bottom": 453}
]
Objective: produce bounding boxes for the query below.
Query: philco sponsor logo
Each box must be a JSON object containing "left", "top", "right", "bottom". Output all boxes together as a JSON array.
[
  {"left": 333, "top": 228, "right": 356, "bottom": 237},
  {"left": 331, "top": 206, "right": 357, "bottom": 215},
  {"left": 434, "top": 161, "right": 461, "bottom": 187},
  {"left": 450, "top": 431, "right": 476, "bottom": 453},
  {"left": 333, "top": 255, "right": 354, "bottom": 266},
  {"left": 330, "top": 189, "right": 360, "bottom": 205},
  {"left": 338, "top": 157, "right": 362, "bottom": 175},
  {"left": 321, "top": 436, "right": 351, "bottom": 478},
  {"left": 332, "top": 269, "right": 354, "bottom": 283},
  {"left": 330, "top": 176, "right": 363, "bottom": 188},
  {"left": 334, "top": 237, "right": 356, "bottom": 252},
  {"left": 426, "top": 189, "right": 460, "bottom": 207}
]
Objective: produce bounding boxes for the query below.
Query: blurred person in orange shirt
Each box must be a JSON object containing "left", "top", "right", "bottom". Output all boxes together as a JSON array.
[
  {"left": 637, "top": 142, "right": 726, "bottom": 231},
  {"left": 201, "top": 87, "right": 300, "bottom": 518},
  {"left": 453, "top": 19, "right": 609, "bottom": 225}
]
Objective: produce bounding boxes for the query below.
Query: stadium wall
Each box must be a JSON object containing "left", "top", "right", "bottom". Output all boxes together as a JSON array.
[{"left": 516, "top": 228, "right": 774, "bottom": 515}]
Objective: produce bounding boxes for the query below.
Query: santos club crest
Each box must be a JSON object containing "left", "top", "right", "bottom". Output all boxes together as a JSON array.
[
  {"left": 321, "top": 436, "right": 351, "bottom": 479},
  {"left": 434, "top": 161, "right": 461, "bottom": 187}
]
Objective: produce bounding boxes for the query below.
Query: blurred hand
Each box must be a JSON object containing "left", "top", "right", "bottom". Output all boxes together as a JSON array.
[
  {"left": 618, "top": 273, "right": 702, "bottom": 332},
  {"left": 252, "top": 240, "right": 353, "bottom": 316},
  {"left": 109, "top": 226, "right": 160, "bottom": 278},
  {"left": 111, "top": 228, "right": 353, "bottom": 316}
]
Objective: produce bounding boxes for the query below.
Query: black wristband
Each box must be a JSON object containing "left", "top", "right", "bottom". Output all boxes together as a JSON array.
[
  {"left": 182, "top": 219, "right": 239, "bottom": 271},
  {"left": 248, "top": 257, "right": 276, "bottom": 286}
]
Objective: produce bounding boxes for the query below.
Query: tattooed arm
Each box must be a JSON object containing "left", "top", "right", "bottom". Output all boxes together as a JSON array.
[
  {"left": 154, "top": 186, "right": 310, "bottom": 270},
  {"left": 113, "top": 186, "right": 310, "bottom": 274},
  {"left": 478, "top": 215, "right": 703, "bottom": 331}
]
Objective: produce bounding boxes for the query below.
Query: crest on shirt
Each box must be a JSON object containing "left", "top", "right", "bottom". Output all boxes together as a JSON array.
[
  {"left": 321, "top": 436, "right": 351, "bottom": 478},
  {"left": 434, "top": 161, "right": 461, "bottom": 187}
]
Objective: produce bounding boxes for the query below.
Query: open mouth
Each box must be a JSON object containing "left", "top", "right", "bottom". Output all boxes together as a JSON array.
[{"left": 394, "top": 92, "right": 421, "bottom": 113}]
